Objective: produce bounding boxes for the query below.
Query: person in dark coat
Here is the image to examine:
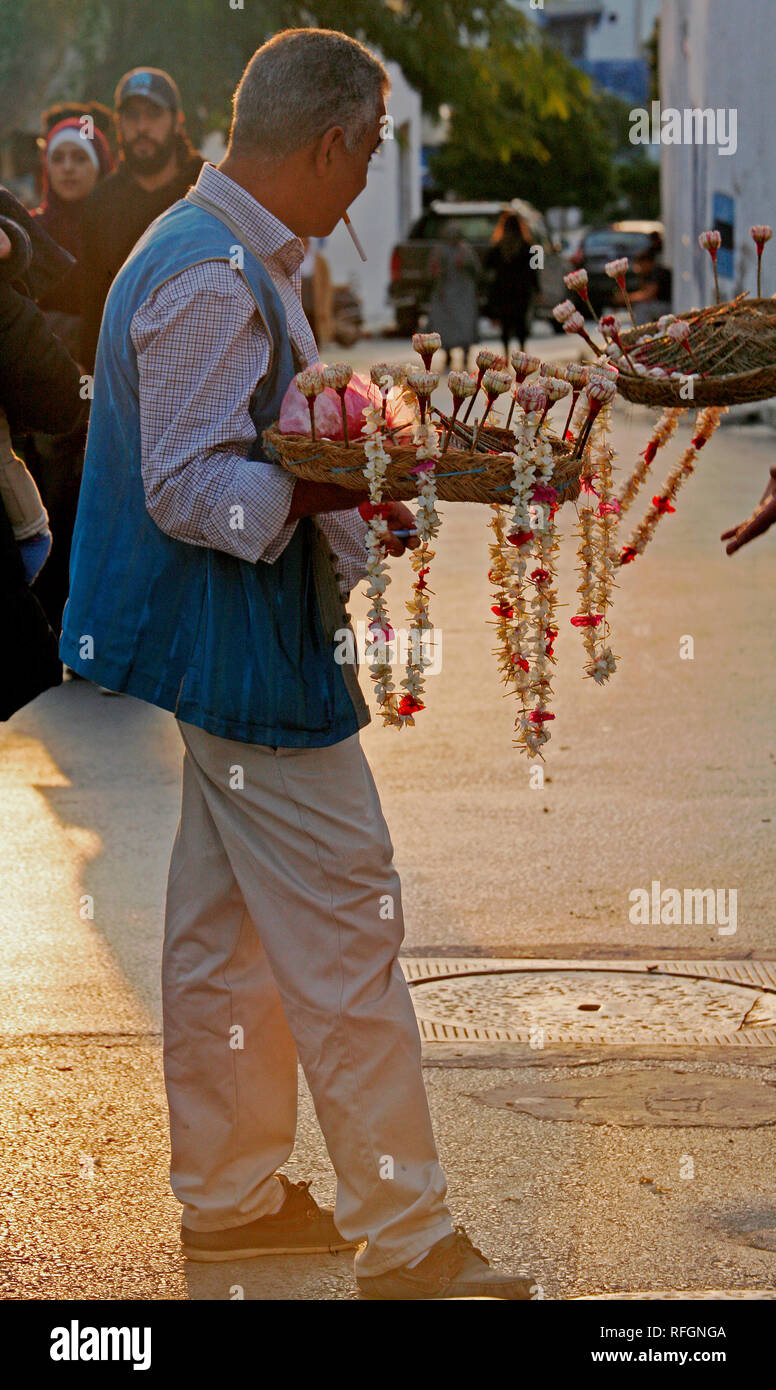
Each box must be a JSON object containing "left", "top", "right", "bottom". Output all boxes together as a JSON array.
[
  {"left": 0, "top": 197, "right": 86, "bottom": 720},
  {"left": 33, "top": 103, "right": 115, "bottom": 354},
  {"left": 484, "top": 210, "right": 539, "bottom": 359},
  {"left": 25, "top": 106, "right": 114, "bottom": 633},
  {"left": 79, "top": 68, "right": 203, "bottom": 371}
]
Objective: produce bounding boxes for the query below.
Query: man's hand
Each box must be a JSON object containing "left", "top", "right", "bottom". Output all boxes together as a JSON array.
[
  {"left": 0, "top": 228, "right": 11, "bottom": 260},
  {"left": 367, "top": 499, "right": 421, "bottom": 558},
  {"left": 721, "top": 465, "right": 776, "bottom": 554}
]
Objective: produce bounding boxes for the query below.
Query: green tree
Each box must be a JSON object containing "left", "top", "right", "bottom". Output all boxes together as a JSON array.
[{"left": 0, "top": 0, "right": 575, "bottom": 140}]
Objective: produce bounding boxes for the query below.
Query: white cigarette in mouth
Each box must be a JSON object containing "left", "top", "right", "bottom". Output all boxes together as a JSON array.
[{"left": 343, "top": 210, "right": 367, "bottom": 263}]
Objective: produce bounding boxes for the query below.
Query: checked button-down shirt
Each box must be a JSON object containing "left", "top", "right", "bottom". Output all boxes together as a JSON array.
[{"left": 129, "top": 161, "right": 368, "bottom": 596}]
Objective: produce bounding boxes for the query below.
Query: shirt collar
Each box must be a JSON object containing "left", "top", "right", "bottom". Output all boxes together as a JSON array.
[{"left": 195, "top": 163, "right": 304, "bottom": 274}]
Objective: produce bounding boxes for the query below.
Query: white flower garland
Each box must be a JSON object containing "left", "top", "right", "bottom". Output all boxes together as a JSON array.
[
  {"left": 397, "top": 419, "right": 441, "bottom": 723},
  {"left": 492, "top": 406, "right": 559, "bottom": 756},
  {"left": 518, "top": 425, "right": 559, "bottom": 754},
  {"left": 360, "top": 390, "right": 442, "bottom": 728},
  {"left": 362, "top": 400, "right": 402, "bottom": 726},
  {"left": 496, "top": 408, "right": 535, "bottom": 709}
]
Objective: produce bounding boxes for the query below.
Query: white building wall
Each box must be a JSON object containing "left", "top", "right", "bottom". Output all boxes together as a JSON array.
[
  {"left": 660, "top": 0, "right": 776, "bottom": 312},
  {"left": 586, "top": 0, "right": 661, "bottom": 60},
  {"left": 320, "top": 61, "right": 423, "bottom": 331}
]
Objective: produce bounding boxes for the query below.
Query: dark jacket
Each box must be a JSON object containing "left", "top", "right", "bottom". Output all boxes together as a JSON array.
[
  {"left": 0, "top": 192, "right": 85, "bottom": 718},
  {"left": 79, "top": 149, "right": 203, "bottom": 369}
]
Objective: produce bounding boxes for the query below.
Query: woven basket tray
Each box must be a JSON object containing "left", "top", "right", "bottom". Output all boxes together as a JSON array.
[
  {"left": 615, "top": 296, "right": 776, "bottom": 407},
  {"left": 263, "top": 424, "right": 583, "bottom": 505}
]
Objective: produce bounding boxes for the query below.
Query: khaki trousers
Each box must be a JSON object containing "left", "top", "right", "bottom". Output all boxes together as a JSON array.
[{"left": 162, "top": 720, "right": 453, "bottom": 1275}]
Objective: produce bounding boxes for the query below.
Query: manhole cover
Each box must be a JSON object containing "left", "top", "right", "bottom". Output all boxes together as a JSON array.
[
  {"left": 472, "top": 1069, "right": 776, "bottom": 1127},
  {"left": 402, "top": 959, "right": 776, "bottom": 1045}
]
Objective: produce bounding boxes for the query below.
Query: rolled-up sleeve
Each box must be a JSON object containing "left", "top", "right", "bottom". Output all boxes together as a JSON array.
[{"left": 130, "top": 261, "right": 298, "bottom": 563}]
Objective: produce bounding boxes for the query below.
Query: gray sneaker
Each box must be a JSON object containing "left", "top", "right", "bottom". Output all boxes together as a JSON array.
[
  {"left": 181, "top": 1176, "right": 358, "bottom": 1261},
  {"left": 356, "top": 1228, "right": 536, "bottom": 1300}
]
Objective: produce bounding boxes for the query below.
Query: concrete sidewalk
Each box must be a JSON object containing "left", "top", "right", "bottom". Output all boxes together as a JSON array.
[{"left": 2, "top": 1032, "right": 776, "bottom": 1299}]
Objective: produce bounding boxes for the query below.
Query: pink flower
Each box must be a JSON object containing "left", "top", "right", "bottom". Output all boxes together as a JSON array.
[
  {"left": 597, "top": 499, "right": 621, "bottom": 516},
  {"left": 564, "top": 269, "right": 589, "bottom": 296},
  {"left": 751, "top": 224, "right": 773, "bottom": 247},
  {"left": 516, "top": 383, "right": 547, "bottom": 414},
  {"left": 698, "top": 229, "right": 721, "bottom": 260},
  {"left": 604, "top": 258, "right": 629, "bottom": 289},
  {"left": 552, "top": 299, "right": 576, "bottom": 323}
]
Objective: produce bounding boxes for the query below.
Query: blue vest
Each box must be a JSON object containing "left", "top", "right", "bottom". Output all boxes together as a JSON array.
[{"left": 60, "top": 196, "right": 369, "bottom": 747}]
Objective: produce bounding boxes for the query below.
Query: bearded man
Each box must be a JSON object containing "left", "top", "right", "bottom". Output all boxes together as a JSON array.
[{"left": 79, "top": 67, "right": 203, "bottom": 370}]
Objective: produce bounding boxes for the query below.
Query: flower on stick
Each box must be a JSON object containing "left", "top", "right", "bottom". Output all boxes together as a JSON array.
[
  {"left": 562, "top": 310, "right": 602, "bottom": 355},
  {"left": 442, "top": 369, "right": 478, "bottom": 451},
  {"left": 406, "top": 369, "right": 439, "bottom": 427},
  {"left": 750, "top": 225, "right": 773, "bottom": 296},
  {"left": 560, "top": 362, "right": 590, "bottom": 441},
  {"left": 564, "top": 267, "right": 599, "bottom": 323},
  {"left": 412, "top": 332, "right": 441, "bottom": 369},
  {"left": 294, "top": 365, "right": 325, "bottom": 441},
  {"left": 506, "top": 352, "right": 540, "bottom": 428},
  {"left": 573, "top": 376, "right": 616, "bottom": 458},
  {"left": 600, "top": 315, "right": 637, "bottom": 372},
  {"left": 698, "top": 229, "right": 722, "bottom": 303},
  {"left": 552, "top": 299, "right": 577, "bottom": 324},
  {"left": 474, "top": 366, "right": 512, "bottom": 443},
  {"left": 321, "top": 362, "right": 354, "bottom": 444},
  {"left": 463, "top": 348, "right": 505, "bottom": 422},
  {"left": 604, "top": 258, "right": 635, "bottom": 326},
  {"left": 666, "top": 318, "right": 705, "bottom": 377}
]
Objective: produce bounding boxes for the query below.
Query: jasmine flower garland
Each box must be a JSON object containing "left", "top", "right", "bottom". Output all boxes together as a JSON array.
[
  {"left": 517, "top": 421, "right": 560, "bottom": 756},
  {"left": 493, "top": 406, "right": 536, "bottom": 709},
  {"left": 397, "top": 417, "right": 441, "bottom": 724},
  {"left": 362, "top": 398, "right": 401, "bottom": 726}
]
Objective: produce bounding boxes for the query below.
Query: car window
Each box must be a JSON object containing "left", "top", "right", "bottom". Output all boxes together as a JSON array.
[
  {"left": 421, "top": 214, "right": 501, "bottom": 242},
  {"left": 584, "top": 230, "right": 652, "bottom": 257}
]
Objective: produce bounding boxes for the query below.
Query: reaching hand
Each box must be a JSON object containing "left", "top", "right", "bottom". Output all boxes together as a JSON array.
[
  {"left": 721, "top": 465, "right": 776, "bottom": 554},
  {"left": 359, "top": 499, "right": 420, "bottom": 557},
  {"left": 0, "top": 228, "right": 11, "bottom": 260}
]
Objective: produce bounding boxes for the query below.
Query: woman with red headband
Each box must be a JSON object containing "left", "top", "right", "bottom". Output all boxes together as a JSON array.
[{"left": 33, "top": 104, "right": 114, "bottom": 354}]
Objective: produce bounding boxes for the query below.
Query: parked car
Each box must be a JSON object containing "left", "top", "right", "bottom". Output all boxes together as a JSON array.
[
  {"left": 568, "top": 220, "right": 666, "bottom": 317},
  {"left": 388, "top": 199, "right": 566, "bottom": 337}
]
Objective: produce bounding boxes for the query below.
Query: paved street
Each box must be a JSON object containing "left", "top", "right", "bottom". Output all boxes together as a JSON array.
[{"left": 2, "top": 327, "right": 776, "bottom": 1300}]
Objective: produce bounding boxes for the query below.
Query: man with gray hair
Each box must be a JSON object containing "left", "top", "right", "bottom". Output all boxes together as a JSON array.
[{"left": 61, "top": 28, "right": 534, "bottom": 1300}]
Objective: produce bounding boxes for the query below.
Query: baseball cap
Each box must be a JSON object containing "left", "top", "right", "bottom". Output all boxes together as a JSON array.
[{"left": 115, "top": 68, "right": 181, "bottom": 114}]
